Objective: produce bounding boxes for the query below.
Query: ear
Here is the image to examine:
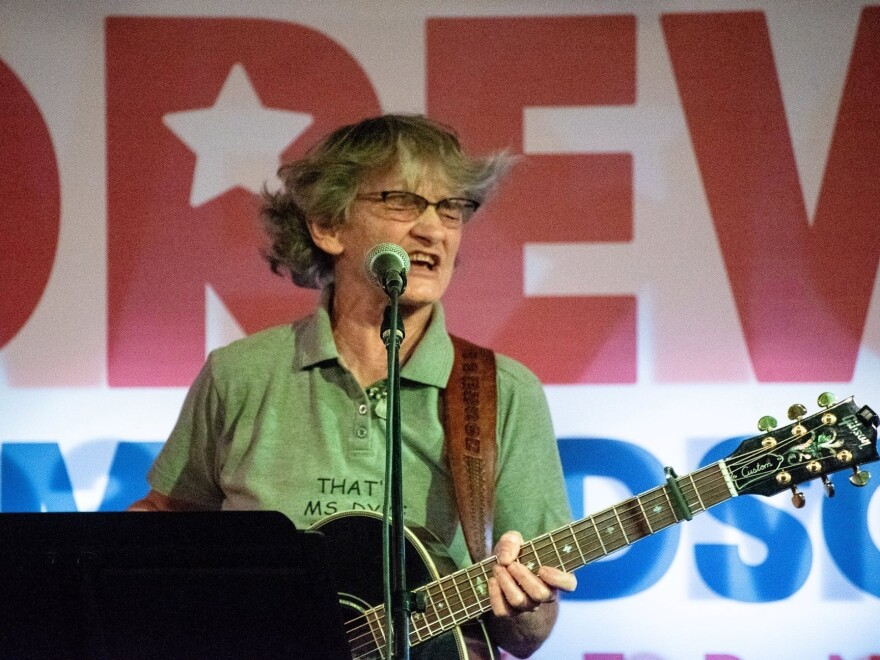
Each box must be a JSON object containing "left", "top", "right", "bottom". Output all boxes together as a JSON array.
[{"left": 307, "top": 216, "right": 344, "bottom": 257}]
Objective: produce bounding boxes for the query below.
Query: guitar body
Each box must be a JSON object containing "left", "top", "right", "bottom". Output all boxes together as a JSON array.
[{"left": 312, "top": 511, "right": 495, "bottom": 660}]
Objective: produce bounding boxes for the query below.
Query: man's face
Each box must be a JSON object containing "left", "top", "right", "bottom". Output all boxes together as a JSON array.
[{"left": 329, "top": 164, "right": 464, "bottom": 310}]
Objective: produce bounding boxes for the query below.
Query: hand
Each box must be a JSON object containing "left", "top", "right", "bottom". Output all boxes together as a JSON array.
[{"left": 487, "top": 530, "right": 578, "bottom": 617}]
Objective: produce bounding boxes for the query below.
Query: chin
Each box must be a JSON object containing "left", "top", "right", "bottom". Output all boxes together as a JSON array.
[{"left": 400, "top": 287, "right": 444, "bottom": 310}]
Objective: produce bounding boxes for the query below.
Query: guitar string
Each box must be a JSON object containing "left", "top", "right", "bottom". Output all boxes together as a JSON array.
[
  {"left": 345, "top": 469, "right": 787, "bottom": 656},
  {"left": 344, "top": 461, "right": 769, "bottom": 652},
  {"left": 343, "top": 478, "right": 713, "bottom": 655},
  {"left": 345, "top": 461, "right": 786, "bottom": 655},
  {"left": 345, "top": 421, "right": 840, "bottom": 655}
]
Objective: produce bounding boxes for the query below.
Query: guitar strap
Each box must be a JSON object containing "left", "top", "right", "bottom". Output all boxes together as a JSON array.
[{"left": 443, "top": 335, "right": 497, "bottom": 562}]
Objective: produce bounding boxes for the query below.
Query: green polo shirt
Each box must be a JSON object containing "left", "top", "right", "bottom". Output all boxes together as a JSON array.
[{"left": 148, "top": 301, "right": 571, "bottom": 569}]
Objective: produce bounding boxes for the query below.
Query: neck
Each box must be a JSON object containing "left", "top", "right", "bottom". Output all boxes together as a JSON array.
[{"left": 329, "top": 286, "right": 433, "bottom": 387}]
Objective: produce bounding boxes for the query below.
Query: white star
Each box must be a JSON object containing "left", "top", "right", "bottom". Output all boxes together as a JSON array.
[{"left": 163, "top": 63, "right": 313, "bottom": 207}]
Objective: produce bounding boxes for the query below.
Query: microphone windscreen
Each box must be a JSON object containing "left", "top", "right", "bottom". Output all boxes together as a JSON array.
[{"left": 364, "top": 243, "right": 410, "bottom": 286}]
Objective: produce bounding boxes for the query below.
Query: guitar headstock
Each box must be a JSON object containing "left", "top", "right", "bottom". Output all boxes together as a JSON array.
[{"left": 724, "top": 393, "right": 879, "bottom": 505}]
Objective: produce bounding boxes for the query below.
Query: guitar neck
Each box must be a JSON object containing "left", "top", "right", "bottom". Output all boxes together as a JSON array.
[{"left": 349, "top": 461, "right": 736, "bottom": 655}]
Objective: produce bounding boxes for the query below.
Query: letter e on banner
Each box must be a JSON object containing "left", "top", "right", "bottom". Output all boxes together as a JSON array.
[
  {"left": 428, "top": 16, "right": 636, "bottom": 384},
  {"left": 0, "top": 62, "right": 60, "bottom": 351},
  {"left": 107, "top": 18, "right": 380, "bottom": 386}
]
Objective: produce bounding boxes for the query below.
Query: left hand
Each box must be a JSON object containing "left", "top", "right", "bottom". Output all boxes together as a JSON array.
[{"left": 487, "top": 530, "right": 578, "bottom": 617}]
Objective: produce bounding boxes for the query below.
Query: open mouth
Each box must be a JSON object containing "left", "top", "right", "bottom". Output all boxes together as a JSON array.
[{"left": 409, "top": 252, "right": 438, "bottom": 272}]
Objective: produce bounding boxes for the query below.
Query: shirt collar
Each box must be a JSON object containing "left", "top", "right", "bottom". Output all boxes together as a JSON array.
[
  {"left": 401, "top": 303, "right": 453, "bottom": 388},
  {"left": 293, "top": 288, "right": 340, "bottom": 371}
]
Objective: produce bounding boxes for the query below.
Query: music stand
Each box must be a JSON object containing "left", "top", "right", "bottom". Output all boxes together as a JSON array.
[{"left": 0, "top": 511, "right": 353, "bottom": 660}]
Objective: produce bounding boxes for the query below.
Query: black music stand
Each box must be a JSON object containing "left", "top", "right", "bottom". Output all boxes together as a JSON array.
[{"left": 0, "top": 511, "right": 353, "bottom": 660}]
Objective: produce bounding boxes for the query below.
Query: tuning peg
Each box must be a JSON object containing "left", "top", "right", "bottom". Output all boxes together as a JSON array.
[
  {"left": 850, "top": 467, "right": 871, "bottom": 487},
  {"left": 757, "top": 415, "right": 778, "bottom": 432},
  {"left": 787, "top": 403, "right": 808, "bottom": 421},
  {"left": 790, "top": 487, "right": 806, "bottom": 508},
  {"left": 821, "top": 475, "right": 835, "bottom": 497},
  {"left": 817, "top": 392, "right": 837, "bottom": 408}
]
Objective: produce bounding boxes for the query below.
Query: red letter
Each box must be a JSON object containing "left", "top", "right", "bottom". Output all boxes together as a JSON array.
[
  {"left": 0, "top": 61, "right": 60, "bottom": 352},
  {"left": 663, "top": 9, "right": 880, "bottom": 381},
  {"left": 107, "top": 18, "right": 380, "bottom": 386},
  {"left": 428, "top": 16, "right": 637, "bottom": 384}
]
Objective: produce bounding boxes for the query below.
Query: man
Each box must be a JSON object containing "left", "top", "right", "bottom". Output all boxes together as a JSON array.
[{"left": 131, "top": 114, "right": 576, "bottom": 658}]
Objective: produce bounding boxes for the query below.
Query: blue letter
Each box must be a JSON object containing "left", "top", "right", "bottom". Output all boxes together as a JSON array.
[
  {"left": 1, "top": 441, "right": 163, "bottom": 512},
  {"left": 1, "top": 442, "right": 77, "bottom": 512},
  {"left": 99, "top": 441, "right": 164, "bottom": 511},
  {"left": 695, "top": 438, "right": 812, "bottom": 601},
  {"left": 558, "top": 438, "right": 679, "bottom": 599},
  {"left": 823, "top": 467, "right": 879, "bottom": 596}
]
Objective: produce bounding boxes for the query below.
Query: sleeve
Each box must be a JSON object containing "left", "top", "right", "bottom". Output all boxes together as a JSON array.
[
  {"left": 491, "top": 355, "right": 572, "bottom": 546},
  {"left": 147, "top": 355, "right": 225, "bottom": 508}
]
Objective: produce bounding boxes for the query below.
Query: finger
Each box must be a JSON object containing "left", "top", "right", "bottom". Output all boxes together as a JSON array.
[
  {"left": 494, "top": 531, "right": 524, "bottom": 566},
  {"left": 507, "top": 562, "right": 556, "bottom": 603},
  {"left": 494, "top": 564, "right": 539, "bottom": 612},
  {"left": 537, "top": 565, "right": 578, "bottom": 592},
  {"left": 487, "top": 576, "right": 513, "bottom": 617}
]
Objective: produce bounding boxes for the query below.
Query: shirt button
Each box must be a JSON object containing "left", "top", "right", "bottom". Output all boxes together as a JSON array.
[
  {"left": 356, "top": 427, "right": 368, "bottom": 438},
  {"left": 358, "top": 404, "right": 368, "bottom": 415}
]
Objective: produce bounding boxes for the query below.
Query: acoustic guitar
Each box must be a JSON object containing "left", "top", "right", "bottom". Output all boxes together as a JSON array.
[{"left": 314, "top": 394, "right": 878, "bottom": 660}]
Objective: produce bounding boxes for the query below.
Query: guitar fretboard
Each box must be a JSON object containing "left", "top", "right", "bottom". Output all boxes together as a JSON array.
[{"left": 344, "top": 461, "right": 735, "bottom": 658}]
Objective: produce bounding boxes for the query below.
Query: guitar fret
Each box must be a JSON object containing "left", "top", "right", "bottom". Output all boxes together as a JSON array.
[
  {"left": 700, "top": 465, "right": 734, "bottom": 507},
  {"left": 612, "top": 507, "right": 630, "bottom": 544},
  {"left": 424, "top": 583, "right": 451, "bottom": 634},
  {"left": 661, "top": 486, "right": 680, "bottom": 523},
  {"left": 435, "top": 581, "right": 456, "bottom": 627},
  {"left": 547, "top": 530, "right": 565, "bottom": 568},
  {"left": 636, "top": 496, "right": 655, "bottom": 534},
  {"left": 593, "top": 511, "right": 624, "bottom": 553},
  {"left": 517, "top": 542, "right": 541, "bottom": 571},
  {"left": 408, "top": 593, "right": 429, "bottom": 645},
  {"left": 475, "top": 562, "right": 492, "bottom": 607},
  {"left": 566, "top": 523, "right": 588, "bottom": 566},
  {"left": 455, "top": 567, "right": 480, "bottom": 621},
  {"left": 648, "top": 489, "right": 677, "bottom": 528},
  {"left": 465, "top": 564, "right": 486, "bottom": 612},
  {"left": 717, "top": 460, "right": 739, "bottom": 498},
  {"left": 456, "top": 570, "right": 482, "bottom": 621},
  {"left": 590, "top": 517, "right": 608, "bottom": 555},
  {"left": 366, "top": 608, "right": 386, "bottom": 659},
  {"left": 448, "top": 575, "right": 468, "bottom": 624},
  {"left": 409, "top": 614, "right": 425, "bottom": 644},
  {"left": 550, "top": 526, "right": 581, "bottom": 571},
  {"left": 687, "top": 473, "right": 707, "bottom": 512}
]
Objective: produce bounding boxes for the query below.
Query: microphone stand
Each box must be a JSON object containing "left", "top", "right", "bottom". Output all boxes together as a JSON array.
[{"left": 380, "top": 282, "right": 411, "bottom": 660}]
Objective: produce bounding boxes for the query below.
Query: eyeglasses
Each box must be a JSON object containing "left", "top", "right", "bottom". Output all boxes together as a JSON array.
[{"left": 355, "top": 190, "right": 480, "bottom": 225}]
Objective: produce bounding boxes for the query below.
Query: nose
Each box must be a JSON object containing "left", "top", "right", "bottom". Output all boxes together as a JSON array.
[{"left": 410, "top": 204, "right": 445, "bottom": 242}]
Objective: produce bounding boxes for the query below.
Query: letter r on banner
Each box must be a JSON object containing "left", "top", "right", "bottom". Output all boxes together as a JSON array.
[
  {"left": 107, "top": 17, "right": 380, "bottom": 386},
  {"left": 428, "top": 16, "right": 637, "bottom": 384}
]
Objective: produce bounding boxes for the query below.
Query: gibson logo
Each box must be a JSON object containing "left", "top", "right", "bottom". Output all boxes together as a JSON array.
[{"left": 842, "top": 414, "right": 870, "bottom": 446}]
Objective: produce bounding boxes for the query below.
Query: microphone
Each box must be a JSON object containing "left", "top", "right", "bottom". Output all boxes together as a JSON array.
[{"left": 364, "top": 243, "right": 410, "bottom": 296}]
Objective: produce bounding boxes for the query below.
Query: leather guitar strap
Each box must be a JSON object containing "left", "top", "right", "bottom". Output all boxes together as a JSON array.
[{"left": 443, "top": 335, "right": 497, "bottom": 562}]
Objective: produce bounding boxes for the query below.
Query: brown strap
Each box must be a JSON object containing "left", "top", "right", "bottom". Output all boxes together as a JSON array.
[{"left": 443, "top": 335, "right": 497, "bottom": 562}]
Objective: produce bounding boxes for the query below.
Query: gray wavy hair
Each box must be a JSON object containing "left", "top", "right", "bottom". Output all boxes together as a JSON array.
[{"left": 261, "top": 114, "right": 513, "bottom": 289}]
